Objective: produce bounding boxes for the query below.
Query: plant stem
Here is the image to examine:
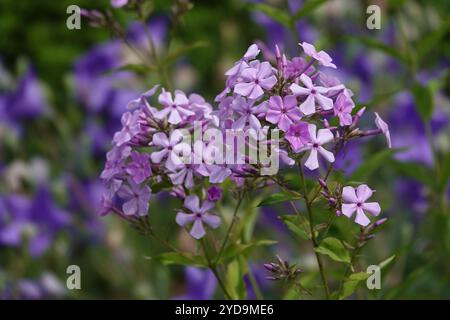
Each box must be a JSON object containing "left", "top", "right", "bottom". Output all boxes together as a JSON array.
[
  {"left": 214, "top": 192, "right": 245, "bottom": 266},
  {"left": 201, "top": 239, "right": 233, "bottom": 300},
  {"left": 298, "top": 164, "right": 331, "bottom": 299}
]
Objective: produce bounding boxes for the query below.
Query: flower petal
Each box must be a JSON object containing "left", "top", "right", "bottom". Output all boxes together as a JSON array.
[
  {"left": 342, "top": 186, "right": 358, "bottom": 203},
  {"left": 341, "top": 203, "right": 357, "bottom": 218},
  {"left": 318, "top": 146, "right": 335, "bottom": 163},
  {"left": 190, "top": 219, "right": 206, "bottom": 239},
  {"left": 362, "top": 202, "right": 381, "bottom": 217},
  {"left": 184, "top": 195, "right": 200, "bottom": 213},
  {"left": 355, "top": 208, "right": 370, "bottom": 226},
  {"left": 317, "top": 129, "right": 333, "bottom": 144},
  {"left": 300, "top": 94, "right": 316, "bottom": 115},
  {"left": 202, "top": 213, "right": 221, "bottom": 229},
  {"left": 356, "top": 184, "right": 373, "bottom": 202},
  {"left": 175, "top": 212, "right": 196, "bottom": 226},
  {"left": 304, "top": 148, "right": 319, "bottom": 170}
]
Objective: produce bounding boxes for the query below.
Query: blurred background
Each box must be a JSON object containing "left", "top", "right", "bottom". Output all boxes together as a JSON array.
[{"left": 0, "top": 0, "right": 449, "bottom": 299}]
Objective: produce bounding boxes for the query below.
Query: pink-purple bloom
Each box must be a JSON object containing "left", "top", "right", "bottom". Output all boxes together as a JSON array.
[
  {"left": 334, "top": 92, "right": 354, "bottom": 126},
  {"left": 285, "top": 122, "right": 311, "bottom": 152},
  {"left": 301, "top": 124, "right": 335, "bottom": 170},
  {"left": 207, "top": 186, "right": 222, "bottom": 202},
  {"left": 341, "top": 185, "right": 381, "bottom": 226},
  {"left": 125, "top": 151, "right": 152, "bottom": 184},
  {"left": 300, "top": 42, "right": 336, "bottom": 69},
  {"left": 234, "top": 61, "right": 277, "bottom": 100},
  {"left": 176, "top": 196, "right": 221, "bottom": 239},
  {"left": 117, "top": 180, "right": 151, "bottom": 217},
  {"left": 266, "top": 95, "right": 302, "bottom": 131},
  {"left": 290, "top": 74, "right": 333, "bottom": 115},
  {"left": 154, "top": 90, "right": 195, "bottom": 124}
]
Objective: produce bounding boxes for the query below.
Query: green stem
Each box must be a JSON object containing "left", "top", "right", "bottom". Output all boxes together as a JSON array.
[
  {"left": 214, "top": 192, "right": 245, "bottom": 266},
  {"left": 299, "top": 164, "right": 331, "bottom": 299},
  {"left": 201, "top": 239, "right": 233, "bottom": 300}
]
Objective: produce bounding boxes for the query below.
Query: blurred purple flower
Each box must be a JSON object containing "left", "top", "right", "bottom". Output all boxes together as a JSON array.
[{"left": 174, "top": 267, "right": 217, "bottom": 300}]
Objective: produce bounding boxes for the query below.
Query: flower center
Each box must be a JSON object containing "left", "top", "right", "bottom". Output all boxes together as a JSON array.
[
  {"left": 313, "top": 143, "right": 319, "bottom": 148},
  {"left": 356, "top": 202, "right": 362, "bottom": 207},
  {"left": 196, "top": 213, "right": 202, "bottom": 218},
  {"left": 311, "top": 89, "right": 317, "bottom": 95},
  {"left": 254, "top": 79, "right": 259, "bottom": 85}
]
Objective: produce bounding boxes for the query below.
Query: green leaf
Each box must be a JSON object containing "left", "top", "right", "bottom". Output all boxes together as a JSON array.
[
  {"left": 154, "top": 252, "right": 207, "bottom": 267},
  {"left": 344, "top": 36, "right": 409, "bottom": 64},
  {"left": 280, "top": 215, "right": 310, "bottom": 240},
  {"left": 351, "top": 149, "right": 397, "bottom": 181},
  {"left": 218, "top": 240, "right": 277, "bottom": 264},
  {"left": 257, "top": 192, "right": 302, "bottom": 207},
  {"left": 390, "top": 161, "right": 435, "bottom": 189},
  {"left": 249, "top": 3, "right": 292, "bottom": 29},
  {"left": 379, "top": 254, "right": 396, "bottom": 270},
  {"left": 164, "top": 41, "right": 209, "bottom": 66},
  {"left": 411, "top": 83, "right": 434, "bottom": 122},
  {"left": 339, "top": 272, "right": 370, "bottom": 299},
  {"left": 293, "top": 0, "right": 327, "bottom": 20},
  {"left": 315, "top": 237, "right": 351, "bottom": 263},
  {"left": 226, "top": 259, "right": 247, "bottom": 299}
]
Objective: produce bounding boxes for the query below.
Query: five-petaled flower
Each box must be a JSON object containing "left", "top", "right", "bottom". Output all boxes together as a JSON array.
[
  {"left": 234, "top": 61, "right": 277, "bottom": 100},
  {"left": 154, "top": 90, "right": 195, "bottom": 124},
  {"left": 300, "top": 42, "right": 336, "bottom": 69},
  {"left": 290, "top": 74, "right": 333, "bottom": 115},
  {"left": 285, "top": 121, "right": 311, "bottom": 152},
  {"left": 176, "top": 195, "right": 221, "bottom": 239},
  {"left": 334, "top": 92, "right": 354, "bottom": 126},
  {"left": 341, "top": 184, "right": 381, "bottom": 226},
  {"left": 266, "top": 95, "right": 302, "bottom": 132},
  {"left": 300, "top": 124, "right": 335, "bottom": 170},
  {"left": 117, "top": 179, "right": 151, "bottom": 217}
]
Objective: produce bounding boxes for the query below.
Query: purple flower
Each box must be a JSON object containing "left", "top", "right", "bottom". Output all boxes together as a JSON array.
[
  {"left": 341, "top": 185, "right": 381, "bottom": 226},
  {"left": 225, "top": 44, "right": 260, "bottom": 78},
  {"left": 234, "top": 61, "right": 277, "bottom": 100},
  {"left": 300, "top": 42, "right": 336, "bottom": 69},
  {"left": 334, "top": 92, "right": 354, "bottom": 126},
  {"left": 113, "top": 111, "right": 140, "bottom": 146},
  {"left": 100, "top": 145, "right": 131, "bottom": 181},
  {"left": 290, "top": 74, "right": 333, "bottom": 115},
  {"left": 111, "top": 0, "right": 128, "bottom": 8},
  {"left": 301, "top": 124, "right": 335, "bottom": 171},
  {"left": 125, "top": 151, "right": 152, "bottom": 184},
  {"left": 231, "top": 97, "right": 262, "bottom": 130},
  {"left": 154, "top": 90, "right": 194, "bottom": 124},
  {"left": 374, "top": 112, "right": 392, "bottom": 148},
  {"left": 266, "top": 95, "right": 302, "bottom": 131},
  {"left": 176, "top": 196, "right": 221, "bottom": 239},
  {"left": 285, "top": 56, "right": 314, "bottom": 78},
  {"left": 174, "top": 267, "right": 217, "bottom": 300},
  {"left": 117, "top": 180, "right": 151, "bottom": 217},
  {"left": 285, "top": 121, "right": 311, "bottom": 152},
  {"left": 151, "top": 130, "right": 190, "bottom": 170},
  {"left": 207, "top": 186, "right": 222, "bottom": 202}
]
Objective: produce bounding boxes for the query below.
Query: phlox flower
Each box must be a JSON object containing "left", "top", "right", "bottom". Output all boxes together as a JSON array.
[
  {"left": 154, "top": 90, "right": 195, "bottom": 124},
  {"left": 125, "top": 151, "right": 152, "bottom": 184},
  {"left": 234, "top": 61, "right": 277, "bottom": 100},
  {"left": 301, "top": 124, "right": 335, "bottom": 171},
  {"left": 207, "top": 186, "right": 222, "bottom": 202},
  {"left": 341, "top": 184, "right": 381, "bottom": 226},
  {"left": 300, "top": 42, "right": 336, "bottom": 69},
  {"left": 176, "top": 195, "right": 221, "bottom": 239},
  {"left": 151, "top": 130, "right": 190, "bottom": 170},
  {"left": 285, "top": 122, "right": 310, "bottom": 152},
  {"left": 334, "top": 92, "right": 354, "bottom": 126},
  {"left": 290, "top": 74, "right": 333, "bottom": 115},
  {"left": 100, "top": 145, "right": 131, "bottom": 181},
  {"left": 117, "top": 180, "right": 151, "bottom": 217},
  {"left": 266, "top": 95, "right": 302, "bottom": 132},
  {"left": 374, "top": 112, "right": 392, "bottom": 148},
  {"left": 113, "top": 111, "right": 140, "bottom": 146},
  {"left": 231, "top": 97, "right": 262, "bottom": 130}
]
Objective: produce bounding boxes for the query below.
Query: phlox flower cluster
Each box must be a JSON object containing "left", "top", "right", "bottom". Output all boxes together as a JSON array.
[{"left": 100, "top": 42, "right": 391, "bottom": 240}]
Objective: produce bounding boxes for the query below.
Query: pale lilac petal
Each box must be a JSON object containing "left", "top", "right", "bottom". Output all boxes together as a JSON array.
[
  {"left": 356, "top": 184, "right": 373, "bottom": 202},
  {"left": 341, "top": 203, "right": 357, "bottom": 217},
  {"left": 200, "top": 201, "right": 215, "bottom": 213},
  {"left": 232, "top": 115, "right": 248, "bottom": 130},
  {"left": 278, "top": 115, "right": 292, "bottom": 132},
  {"left": 316, "top": 93, "right": 333, "bottom": 110},
  {"left": 316, "top": 129, "right": 333, "bottom": 144},
  {"left": 269, "top": 96, "right": 283, "bottom": 110},
  {"left": 248, "top": 85, "right": 264, "bottom": 100},
  {"left": 307, "top": 124, "right": 317, "bottom": 140},
  {"left": 176, "top": 212, "right": 196, "bottom": 226},
  {"left": 283, "top": 95, "right": 298, "bottom": 109},
  {"left": 174, "top": 92, "right": 189, "bottom": 106},
  {"left": 202, "top": 214, "right": 221, "bottom": 229},
  {"left": 184, "top": 170, "right": 194, "bottom": 188},
  {"left": 158, "top": 91, "right": 173, "bottom": 106},
  {"left": 154, "top": 107, "right": 171, "bottom": 120},
  {"left": 169, "top": 168, "right": 187, "bottom": 185},
  {"left": 240, "top": 67, "right": 257, "bottom": 80},
  {"left": 300, "top": 94, "right": 316, "bottom": 115},
  {"left": 243, "top": 44, "right": 260, "bottom": 60},
  {"left": 234, "top": 82, "right": 255, "bottom": 97},
  {"left": 190, "top": 219, "right": 206, "bottom": 239},
  {"left": 184, "top": 195, "right": 200, "bottom": 213},
  {"left": 304, "top": 149, "right": 319, "bottom": 170},
  {"left": 300, "top": 42, "right": 316, "bottom": 57},
  {"left": 248, "top": 114, "right": 261, "bottom": 130},
  {"left": 355, "top": 208, "right": 370, "bottom": 226},
  {"left": 290, "top": 83, "right": 310, "bottom": 96},
  {"left": 168, "top": 109, "right": 182, "bottom": 124},
  {"left": 150, "top": 149, "right": 168, "bottom": 163},
  {"left": 152, "top": 132, "right": 170, "bottom": 147},
  {"left": 122, "top": 198, "right": 137, "bottom": 216},
  {"left": 299, "top": 74, "right": 313, "bottom": 89},
  {"left": 265, "top": 110, "right": 281, "bottom": 124},
  {"left": 318, "top": 146, "right": 335, "bottom": 163},
  {"left": 259, "top": 75, "right": 277, "bottom": 90},
  {"left": 362, "top": 202, "right": 381, "bottom": 216},
  {"left": 342, "top": 186, "right": 358, "bottom": 203},
  {"left": 257, "top": 61, "right": 273, "bottom": 78}
]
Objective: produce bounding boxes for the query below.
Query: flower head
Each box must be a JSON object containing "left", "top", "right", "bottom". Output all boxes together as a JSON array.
[
  {"left": 300, "top": 42, "right": 336, "bottom": 69},
  {"left": 301, "top": 124, "right": 335, "bottom": 170},
  {"left": 290, "top": 74, "right": 333, "bottom": 115},
  {"left": 154, "top": 90, "right": 195, "bottom": 124},
  {"left": 334, "top": 92, "right": 354, "bottom": 126},
  {"left": 234, "top": 61, "right": 277, "bottom": 100},
  {"left": 176, "top": 196, "right": 221, "bottom": 239},
  {"left": 266, "top": 95, "right": 302, "bottom": 132},
  {"left": 285, "top": 121, "right": 311, "bottom": 152},
  {"left": 341, "top": 184, "right": 381, "bottom": 226},
  {"left": 125, "top": 151, "right": 152, "bottom": 184},
  {"left": 117, "top": 180, "right": 151, "bottom": 217}
]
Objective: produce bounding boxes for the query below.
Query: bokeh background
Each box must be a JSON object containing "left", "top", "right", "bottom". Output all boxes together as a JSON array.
[{"left": 0, "top": 0, "right": 449, "bottom": 299}]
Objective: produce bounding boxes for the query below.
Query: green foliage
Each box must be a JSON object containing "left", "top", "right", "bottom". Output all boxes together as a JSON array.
[{"left": 315, "top": 237, "right": 351, "bottom": 264}]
